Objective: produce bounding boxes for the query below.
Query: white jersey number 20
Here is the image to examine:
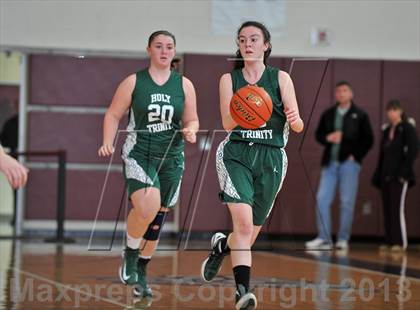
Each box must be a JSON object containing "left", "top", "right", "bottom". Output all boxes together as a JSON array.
[{"left": 148, "top": 104, "right": 174, "bottom": 124}]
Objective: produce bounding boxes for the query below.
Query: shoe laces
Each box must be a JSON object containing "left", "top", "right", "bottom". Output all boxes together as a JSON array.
[{"left": 209, "top": 247, "right": 225, "bottom": 260}]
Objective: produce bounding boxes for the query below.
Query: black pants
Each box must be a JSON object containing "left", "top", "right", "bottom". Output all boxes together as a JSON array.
[{"left": 381, "top": 180, "right": 409, "bottom": 248}]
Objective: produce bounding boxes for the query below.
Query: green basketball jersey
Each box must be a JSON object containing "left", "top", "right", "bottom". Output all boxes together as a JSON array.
[
  {"left": 123, "top": 68, "right": 185, "bottom": 158},
  {"left": 229, "top": 66, "right": 289, "bottom": 148}
]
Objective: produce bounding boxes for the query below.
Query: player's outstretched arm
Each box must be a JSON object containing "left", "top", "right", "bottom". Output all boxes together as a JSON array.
[
  {"left": 279, "top": 71, "right": 304, "bottom": 133},
  {"left": 182, "top": 77, "right": 199, "bottom": 144},
  {"left": 219, "top": 73, "right": 237, "bottom": 131},
  {"left": 0, "top": 145, "right": 28, "bottom": 189},
  {"left": 98, "top": 74, "right": 136, "bottom": 156}
]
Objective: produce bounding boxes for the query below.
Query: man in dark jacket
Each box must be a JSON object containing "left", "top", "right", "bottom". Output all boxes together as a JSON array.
[{"left": 306, "top": 81, "right": 374, "bottom": 250}]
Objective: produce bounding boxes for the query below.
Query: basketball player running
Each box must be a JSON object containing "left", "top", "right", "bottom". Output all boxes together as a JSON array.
[
  {"left": 99, "top": 30, "right": 198, "bottom": 298},
  {"left": 200, "top": 21, "right": 303, "bottom": 310}
]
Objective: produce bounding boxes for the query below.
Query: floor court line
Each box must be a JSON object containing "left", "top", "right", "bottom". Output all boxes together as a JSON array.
[{"left": 256, "top": 250, "right": 420, "bottom": 283}]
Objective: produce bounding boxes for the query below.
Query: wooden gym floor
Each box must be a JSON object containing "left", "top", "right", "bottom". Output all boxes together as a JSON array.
[{"left": 0, "top": 239, "right": 419, "bottom": 309}]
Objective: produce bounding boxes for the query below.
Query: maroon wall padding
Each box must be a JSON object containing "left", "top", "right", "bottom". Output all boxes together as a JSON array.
[
  {"left": 25, "top": 53, "right": 420, "bottom": 239},
  {"left": 180, "top": 133, "right": 232, "bottom": 233},
  {"left": 267, "top": 58, "right": 334, "bottom": 235},
  {"left": 179, "top": 54, "right": 232, "bottom": 233},
  {"left": 182, "top": 54, "right": 231, "bottom": 130},
  {"left": 27, "top": 112, "right": 127, "bottom": 164},
  {"left": 30, "top": 55, "right": 149, "bottom": 106},
  {"left": 25, "top": 170, "right": 125, "bottom": 220},
  {"left": 25, "top": 54, "right": 146, "bottom": 222},
  {"left": 0, "top": 85, "right": 19, "bottom": 102}
]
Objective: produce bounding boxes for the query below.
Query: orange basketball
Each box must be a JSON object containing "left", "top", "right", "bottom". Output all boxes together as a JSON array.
[{"left": 230, "top": 85, "right": 273, "bottom": 129}]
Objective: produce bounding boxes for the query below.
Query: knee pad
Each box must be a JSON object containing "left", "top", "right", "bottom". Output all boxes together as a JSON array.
[{"left": 143, "top": 211, "right": 166, "bottom": 241}]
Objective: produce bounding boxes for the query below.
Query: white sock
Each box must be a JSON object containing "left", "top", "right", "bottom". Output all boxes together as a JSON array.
[
  {"left": 126, "top": 233, "right": 141, "bottom": 250},
  {"left": 139, "top": 255, "right": 151, "bottom": 260}
]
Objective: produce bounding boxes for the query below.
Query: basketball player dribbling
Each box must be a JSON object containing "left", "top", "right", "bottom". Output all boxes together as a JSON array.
[
  {"left": 200, "top": 21, "right": 304, "bottom": 310},
  {"left": 99, "top": 30, "right": 199, "bottom": 299}
]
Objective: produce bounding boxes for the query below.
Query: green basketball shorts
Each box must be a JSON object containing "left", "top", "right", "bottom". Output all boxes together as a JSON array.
[
  {"left": 216, "top": 139, "right": 288, "bottom": 225},
  {"left": 123, "top": 150, "right": 184, "bottom": 208}
]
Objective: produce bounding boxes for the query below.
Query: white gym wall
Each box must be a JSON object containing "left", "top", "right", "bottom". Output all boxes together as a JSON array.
[{"left": 1, "top": 0, "right": 419, "bottom": 60}]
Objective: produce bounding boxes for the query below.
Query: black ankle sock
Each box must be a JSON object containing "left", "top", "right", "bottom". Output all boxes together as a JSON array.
[
  {"left": 220, "top": 237, "right": 230, "bottom": 253},
  {"left": 233, "top": 265, "right": 250, "bottom": 292},
  {"left": 138, "top": 257, "right": 151, "bottom": 267}
]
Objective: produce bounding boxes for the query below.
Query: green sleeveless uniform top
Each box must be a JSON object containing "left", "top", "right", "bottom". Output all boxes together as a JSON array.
[
  {"left": 229, "top": 66, "right": 289, "bottom": 148},
  {"left": 123, "top": 68, "right": 185, "bottom": 158}
]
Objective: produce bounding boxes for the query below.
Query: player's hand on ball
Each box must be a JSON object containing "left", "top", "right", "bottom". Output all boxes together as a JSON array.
[
  {"left": 98, "top": 144, "right": 115, "bottom": 157},
  {"left": 182, "top": 127, "right": 197, "bottom": 144}
]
